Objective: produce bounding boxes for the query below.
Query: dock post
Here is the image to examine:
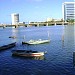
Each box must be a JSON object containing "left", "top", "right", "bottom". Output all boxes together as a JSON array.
[
  {"left": 55, "top": 23, "right": 56, "bottom": 26},
  {"left": 37, "top": 23, "right": 39, "bottom": 27},
  {"left": 15, "top": 25, "right": 18, "bottom": 28},
  {"left": 3, "top": 24, "right": 6, "bottom": 28},
  {"left": 46, "top": 23, "right": 48, "bottom": 26}
]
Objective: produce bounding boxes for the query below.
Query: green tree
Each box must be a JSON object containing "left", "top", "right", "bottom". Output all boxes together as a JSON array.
[{"left": 66, "top": 19, "right": 75, "bottom": 23}]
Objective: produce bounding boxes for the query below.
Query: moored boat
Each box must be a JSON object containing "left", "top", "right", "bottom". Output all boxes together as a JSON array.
[
  {"left": 22, "top": 39, "right": 50, "bottom": 45},
  {"left": 12, "top": 50, "right": 47, "bottom": 57},
  {"left": 22, "top": 31, "right": 50, "bottom": 45},
  {"left": 9, "top": 36, "right": 17, "bottom": 39},
  {"left": 0, "top": 42, "right": 16, "bottom": 51}
]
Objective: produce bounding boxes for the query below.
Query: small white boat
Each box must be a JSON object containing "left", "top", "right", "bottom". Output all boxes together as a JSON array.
[
  {"left": 22, "top": 31, "right": 50, "bottom": 45},
  {"left": 12, "top": 50, "right": 47, "bottom": 57},
  {"left": 22, "top": 39, "right": 50, "bottom": 45}
]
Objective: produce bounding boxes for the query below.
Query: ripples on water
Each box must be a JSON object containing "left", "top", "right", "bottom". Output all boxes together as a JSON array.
[{"left": 0, "top": 25, "right": 75, "bottom": 75}]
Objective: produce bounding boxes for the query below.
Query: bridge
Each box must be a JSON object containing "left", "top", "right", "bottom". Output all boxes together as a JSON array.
[
  {"left": 0, "top": 24, "right": 27, "bottom": 28},
  {"left": 29, "top": 22, "right": 68, "bottom": 27},
  {"left": 0, "top": 22, "right": 69, "bottom": 28}
]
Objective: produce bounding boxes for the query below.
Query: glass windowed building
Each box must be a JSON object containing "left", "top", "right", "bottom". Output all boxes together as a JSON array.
[{"left": 62, "top": 2, "right": 75, "bottom": 21}]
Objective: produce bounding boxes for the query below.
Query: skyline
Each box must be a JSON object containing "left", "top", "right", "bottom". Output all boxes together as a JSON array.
[{"left": 0, "top": 0, "right": 74, "bottom": 24}]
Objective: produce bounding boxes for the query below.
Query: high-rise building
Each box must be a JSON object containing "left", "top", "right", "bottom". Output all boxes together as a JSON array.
[
  {"left": 11, "top": 13, "right": 19, "bottom": 25},
  {"left": 62, "top": 2, "right": 75, "bottom": 21}
]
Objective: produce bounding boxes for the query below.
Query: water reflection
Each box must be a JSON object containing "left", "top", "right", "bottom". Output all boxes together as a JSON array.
[
  {"left": 32, "top": 56, "right": 45, "bottom": 60},
  {"left": 11, "top": 28, "right": 18, "bottom": 42},
  {"left": 64, "top": 25, "right": 75, "bottom": 67},
  {"left": 12, "top": 55, "right": 45, "bottom": 60},
  {"left": 63, "top": 25, "right": 75, "bottom": 48}
]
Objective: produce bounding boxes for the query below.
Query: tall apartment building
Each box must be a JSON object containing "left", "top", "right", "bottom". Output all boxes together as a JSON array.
[
  {"left": 62, "top": 2, "right": 75, "bottom": 21},
  {"left": 11, "top": 13, "right": 19, "bottom": 25}
]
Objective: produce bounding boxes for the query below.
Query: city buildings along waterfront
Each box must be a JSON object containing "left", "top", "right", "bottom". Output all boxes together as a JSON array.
[
  {"left": 11, "top": 13, "right": 19, "bottom": 25},
  {"left": 62, "top": 2, "right": 75, "bottom": 22}
]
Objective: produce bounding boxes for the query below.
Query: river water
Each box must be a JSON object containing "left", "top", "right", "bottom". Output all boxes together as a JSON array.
[{"left": 0, "top": 25, "right": 75, "bottom": 75}]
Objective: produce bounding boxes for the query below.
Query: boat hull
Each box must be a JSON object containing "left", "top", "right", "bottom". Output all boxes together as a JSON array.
[
  {"left": 13, "top": 52, "right": 44, "bottom": 57},
  {"left": 22, "top": 40, "right": 50, "bottom": 45},
  {"left": 12, "top": 50, "right": 45, "bottom": 57},
  {"left": 0, "top": 42, "right": 16, "bottom": 51}
]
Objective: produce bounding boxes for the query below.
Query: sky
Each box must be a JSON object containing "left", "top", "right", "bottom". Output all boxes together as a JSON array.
[{"left": 0, "top": 0, "right": 74, "bottom": 24}]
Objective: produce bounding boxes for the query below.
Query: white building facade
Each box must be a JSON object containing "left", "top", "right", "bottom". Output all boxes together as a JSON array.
[
  {"left": 62, "top": 2, "right": 75, "bottom": 21},
  {"left": 11, "top": 13, "right": 19, "bottom": 25}
]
